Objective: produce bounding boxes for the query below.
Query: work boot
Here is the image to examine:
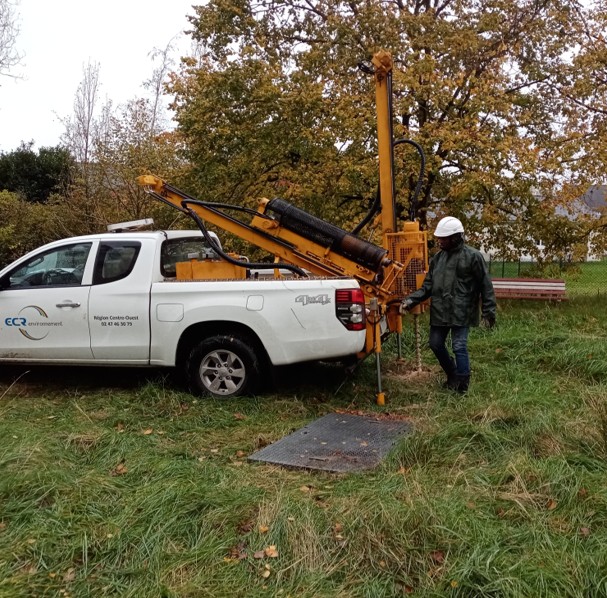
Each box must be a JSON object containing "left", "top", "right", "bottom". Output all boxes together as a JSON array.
[{"left": 455, "top": 375, "right": 470, "bottom": 394}]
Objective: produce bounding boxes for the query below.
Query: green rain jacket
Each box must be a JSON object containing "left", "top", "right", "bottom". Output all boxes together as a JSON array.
[{"left": 407, "top": 238, "right": 496, "bottom": 327}]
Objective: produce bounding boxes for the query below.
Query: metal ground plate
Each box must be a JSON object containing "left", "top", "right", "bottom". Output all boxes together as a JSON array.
[{"left": 248, "top": 412, "right": 413, "bottom": 473}]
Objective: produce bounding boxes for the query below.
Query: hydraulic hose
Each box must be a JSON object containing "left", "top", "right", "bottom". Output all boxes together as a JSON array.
[
  {"left": 393, "top": 138, "right": 425, "bottom": 222},
  {"left": 182, "top": 204, "right": 308, "bottom": 278}
]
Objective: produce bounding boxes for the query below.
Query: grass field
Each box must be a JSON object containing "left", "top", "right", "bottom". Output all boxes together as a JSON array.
[
  {"left": 1, "top": 297, "right": 607, "bottom": 597},
  {"left": 488, "top": 259, "right": 607, "bottom": 297}
]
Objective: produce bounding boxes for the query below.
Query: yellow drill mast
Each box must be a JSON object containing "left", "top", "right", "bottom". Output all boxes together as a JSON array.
[{"left": 137, "top": 50, "right": 428, "bottom": 404}]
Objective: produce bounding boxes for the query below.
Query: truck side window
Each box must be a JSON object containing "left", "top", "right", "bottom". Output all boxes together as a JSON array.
[
  {"left": 160, "top": 237, "right": 220, "bottom": 278},
  {"left": 93, "top": 242, "right": 141, "bottom": 285},
  {"left": 1, "top": 243, "right": 92, "bottom": 289}
]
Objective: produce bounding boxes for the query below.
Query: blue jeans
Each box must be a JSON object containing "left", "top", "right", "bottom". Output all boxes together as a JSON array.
[{"left": 428, "top": 326, "right": 470, "bottom": 376}]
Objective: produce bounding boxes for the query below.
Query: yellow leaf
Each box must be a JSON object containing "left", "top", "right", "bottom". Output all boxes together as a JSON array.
[
  {"left": 261, "top": 569, "right": 271, "bottom": 578},
  {"left": 265, "top": 545, "right": 279, "bottom": 558},
  {"left": 259, "top": 525, "right": 269, "bottom": 534},
  {"left": 143, "top": 428, "right": 153, "bottom": 435}
]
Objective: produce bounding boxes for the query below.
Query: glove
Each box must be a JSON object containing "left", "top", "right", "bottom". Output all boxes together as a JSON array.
[
  {"left": 481, "top": 315, "right": 496, "bottom": 329},
  {"left": 400, "top": 298, "right": 414, "bottom": 314}
]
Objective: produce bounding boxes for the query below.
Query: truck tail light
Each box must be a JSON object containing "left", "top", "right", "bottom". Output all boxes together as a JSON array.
[{"left": 335, "top": 288, "right": 366, "bottom": 331}]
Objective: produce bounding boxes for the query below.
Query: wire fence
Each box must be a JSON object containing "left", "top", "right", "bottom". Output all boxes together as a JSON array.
[{"left": 487, "top": 258, "right": 607, "bottom": 296}]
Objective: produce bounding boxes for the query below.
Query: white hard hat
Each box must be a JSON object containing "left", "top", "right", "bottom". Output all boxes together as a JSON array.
[{"left": 434, "top": 216, "right": 464, "bottom": 237}]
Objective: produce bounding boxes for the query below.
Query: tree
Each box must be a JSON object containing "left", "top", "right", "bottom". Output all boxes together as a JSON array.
[
  {"left": 167, "top": 0, "right": 607, "bottom": 260},
  {"left": 0, "top": 142, "right": 75, "bottom": 203},
  {"left": 0, "top": 0, "right": 20, "bottom": 79},
  {"left": 0, "top": 190, "right": 68, "bottom": 267}
]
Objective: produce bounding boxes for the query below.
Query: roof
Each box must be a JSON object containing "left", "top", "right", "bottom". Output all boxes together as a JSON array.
[{"left": 579, "top": 185, "right": 607, "bottom": 213}]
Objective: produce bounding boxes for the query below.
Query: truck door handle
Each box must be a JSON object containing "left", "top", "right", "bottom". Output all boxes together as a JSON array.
[{"left": 56, "top": 302, "right": 81, "bottom": 308}]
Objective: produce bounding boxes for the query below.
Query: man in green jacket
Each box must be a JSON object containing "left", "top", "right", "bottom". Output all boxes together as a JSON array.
[{"left": 402, "top": 216, "right": 496, "bottom": 393}]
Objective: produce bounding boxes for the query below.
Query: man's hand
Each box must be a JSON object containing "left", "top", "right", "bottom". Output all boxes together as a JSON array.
[
  {"left": 400, "top": 298, "right": 414, "bottom": 314},
  {"left": 482, "top": 315, "right": 496, "bottom": 329}
]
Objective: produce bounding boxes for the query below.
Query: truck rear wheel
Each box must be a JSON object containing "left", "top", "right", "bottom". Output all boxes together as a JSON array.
[{"left": 186, "top": 335, "right": 261, "bottom": 398}]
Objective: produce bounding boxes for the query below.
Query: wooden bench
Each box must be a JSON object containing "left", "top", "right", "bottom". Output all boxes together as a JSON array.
[{"left": 491, "top": 277, "right": 567, "bottom": 301}]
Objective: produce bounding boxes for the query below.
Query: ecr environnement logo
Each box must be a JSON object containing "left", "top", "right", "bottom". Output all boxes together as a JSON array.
[{"left": 4, "top": 305, "right": 61, "bottom": 341}]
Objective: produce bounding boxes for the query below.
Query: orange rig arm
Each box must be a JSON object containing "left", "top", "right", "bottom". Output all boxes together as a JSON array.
[{"left": 136, "top": 174, "right": 403, "bottom": 303}]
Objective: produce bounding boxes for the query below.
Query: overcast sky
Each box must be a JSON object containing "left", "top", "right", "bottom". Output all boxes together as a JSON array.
[{"left": 0, "top": 0, "right": 197, "bottom": 152}]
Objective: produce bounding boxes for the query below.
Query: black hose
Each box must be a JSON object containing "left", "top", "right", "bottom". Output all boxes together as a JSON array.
[
  {"left": 393, "top": 138, "right": 425, "bottom": 222},
  {"left": 183, "top": 205, "right": 308, "bottom": 278},
  {"left": 351, "top": 184, "right": 381, "bottom": 236}
]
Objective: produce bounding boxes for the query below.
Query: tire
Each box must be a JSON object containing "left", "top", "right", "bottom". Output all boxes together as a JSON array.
[{"left": 186, "top": 334, "right": 261, "bottom": 398}]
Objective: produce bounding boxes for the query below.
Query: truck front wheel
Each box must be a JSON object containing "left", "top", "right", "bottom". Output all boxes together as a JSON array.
[{"left": 186, "top": 335, "right": 261, "bottom": 398}]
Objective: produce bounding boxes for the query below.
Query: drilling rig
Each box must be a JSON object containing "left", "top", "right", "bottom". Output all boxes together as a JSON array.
[{"left": 137, "top": 51, "right": 428, "bottom": 404}]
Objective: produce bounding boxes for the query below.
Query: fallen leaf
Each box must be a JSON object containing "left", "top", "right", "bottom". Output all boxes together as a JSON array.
[
  {"left": 333, "top": 523, "right": 343, "bottom": 533},
  {"left": 229, "top": 543, "right": 247, "bottom": 560},
  {"left": 111, "top": 461, "right": 128, "bottom": 476},
  {"left": 580, "top": 527, "right": 591, "bottom": 537},
  {"left": 210, "top": 448, "right": 219, "bottom": 454},
  {"left": 578, "top": 488, "right": 588, "bottom": 498},
  {"left": 142, "top": 429, "right": 153, "bottom": 435},
  {"left": 253, "top": 550, "right": 265, "bottom": 559},
  {"left": 430, "top": 550, "right": 445, "bottom": 564},
  {"left": 300, "top": 485, "right": 312, "bottom": 493},
  {"left": 63, "top": 568, "right": 76, "bottom": 582},
  {"left": 261, "top": 569, "right": 271, "bottom": 578},
  {"left": 233, "top": 413, "right": 246, "bottom": 420},
  {"left": 451, "top": 580, "right": 459, "bottom": 588},
  {"left": 259, "top": 525, "right": 269, "bottom": 534},
  {"left": 264, "top": 545, "right": 279, "bottom": 558},
  {"left": 236, "top": 450, "right": 247, "bottom": 458},
  {"left": 547, "top": 499, "right": 558, "bottom": 511},
  {"left": 238, "top": 519, "right": 254, "bottom": 533}
]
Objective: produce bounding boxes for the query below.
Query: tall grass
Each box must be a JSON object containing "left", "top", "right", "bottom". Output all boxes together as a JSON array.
[{"left": 1, "top": 297, "right": 607, "bottom": 597}]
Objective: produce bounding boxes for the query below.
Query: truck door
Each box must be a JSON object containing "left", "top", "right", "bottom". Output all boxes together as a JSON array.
[
  {"left": 88, "top": 240, "right": 151, "bottom": 362},
  {"left": 0, "top": 242, "right": 94, "bottom": 361}
]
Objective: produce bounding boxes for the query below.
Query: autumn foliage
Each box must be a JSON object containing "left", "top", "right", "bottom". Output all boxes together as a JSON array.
[{"left": 166, "top": 0, "right": 607, "bottom": 260}]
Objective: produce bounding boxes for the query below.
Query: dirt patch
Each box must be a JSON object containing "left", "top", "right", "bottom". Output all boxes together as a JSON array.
[{"left": 384, "top": 359, "right": 438, "bottom": 384}]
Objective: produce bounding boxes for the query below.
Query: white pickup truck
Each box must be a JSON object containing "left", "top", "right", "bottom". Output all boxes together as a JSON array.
[{"left": 0, "top": 229, "right": 367, "bottom": 397}]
